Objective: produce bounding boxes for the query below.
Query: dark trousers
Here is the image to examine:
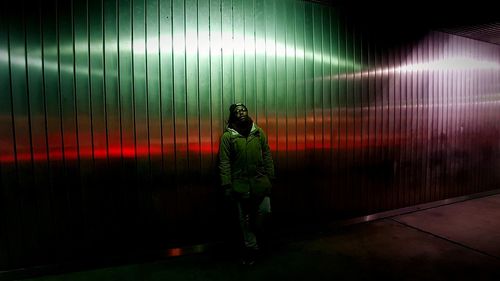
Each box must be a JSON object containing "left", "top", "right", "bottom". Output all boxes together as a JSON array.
[{"left": 236, "top": 196, "right": 271, "bottom": 250}]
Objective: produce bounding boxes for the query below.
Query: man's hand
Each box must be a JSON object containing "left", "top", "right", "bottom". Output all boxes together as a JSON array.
[{"left": 223, "top": 184, "right": 233, "bottom": 199}]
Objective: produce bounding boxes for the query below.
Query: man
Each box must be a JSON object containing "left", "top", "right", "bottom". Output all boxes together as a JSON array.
[{"left": 218, "top": 103, "right": 275, "bottom": 265}]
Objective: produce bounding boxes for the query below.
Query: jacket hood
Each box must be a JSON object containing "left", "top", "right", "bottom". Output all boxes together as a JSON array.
[{"left": 226, "top": 123, "right": 258, "bottom": 137}]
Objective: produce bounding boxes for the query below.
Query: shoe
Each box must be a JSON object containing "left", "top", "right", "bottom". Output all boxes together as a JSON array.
[
  {"left": 241, "top": 248, "right": 257, "bottom": 266},
  {"left": 241, "top": 257, "right": 255, "bottom": 266}
]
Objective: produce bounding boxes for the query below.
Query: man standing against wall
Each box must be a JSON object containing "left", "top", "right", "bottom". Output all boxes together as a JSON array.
[{"left": 219, "top": 103, "right": 275, "bottom": 265}]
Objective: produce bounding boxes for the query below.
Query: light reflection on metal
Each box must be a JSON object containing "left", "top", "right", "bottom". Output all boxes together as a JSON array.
[
  {"left": 1, "top": 35, "right": 355, "bottom": 77},
  {"left": 329, "top": 55, "right": 500, "bottom": 81},
  {"left": 165, "top": 243, "right": 208, "bottom": 257}
]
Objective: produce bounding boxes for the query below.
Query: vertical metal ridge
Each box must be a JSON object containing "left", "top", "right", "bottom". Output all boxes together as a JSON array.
[
  {"left": 170, "top": 0, "right": 177, "bottom": 177},
  {"left": 130, "top": 0, "right": 137, "bottom": 163},
  {"left": 56, "top": 0, "right": 66, "bottom": 165},
  {"left": 116, "top": 0, "right": 123, "bottom": 161},
  {"left": 293, "top": 2, "right": 298, "bottom": 166},
  {"left": 144, "top": 0, "right": 151, "bottom": 178},
  {"left": 102, "top": 0, "right": 109, "bottom": 165},
  {"left": 428, "top": 33, "right": 436, "bottom": 201},
  {"left": 424, "top": 35, "right": 430, "bottom": 201},
  {"left": 284, "top": 0, "right": 290, "bottom": 164},
  {"left": 71, "top": 0, "right": 80, "bottom": 164},
  {"left": 196, "top": 0, "right": 202, "bottom": 174},
  {"left": 39, "top": 2, "right": 50, "bottom": 167},
  {"left": 184, "top": 0, "right": 188, "bottom": 174},
  {"left": 157, "top": 0, "right": 163, "bottom": 170},
  {"left": 327, "top": 6, "right": 333, "bottom": 170},
  {"left": 23, "top": 4, "right": 35, "bottom": 169},
  {"left": 0, "top": 5, "right": 12, "bottom": 266},
  {"left": 272, "top": 0, "right": 277, "bottom": 154},
  {"left": 251, "top": 0, "right": 257, "bottom": 121},
  {"left": 39, "top": 4, "right": 56, "bottom": 246},
  {"left": 442, "top": 32, "right": 451, "bottom": 199},
  {"left": 241, "top": 0, "right": 246, "bottom": 105},
  {"left": 8, "top": 10, "right": 18, "bottom": 170},
  {"left": 86, "top": 0, "right": 95, "bottom": 165},
  {"left": 229, "top": 0, "right": 234, "bottom": 105},
  {"left": 416, "top": 37, "right": 422, "bottom": 202}
]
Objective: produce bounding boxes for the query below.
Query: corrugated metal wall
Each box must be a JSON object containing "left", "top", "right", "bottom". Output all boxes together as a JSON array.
[{"left": 1, "top": 0, "right": 500, "bottom": 270}]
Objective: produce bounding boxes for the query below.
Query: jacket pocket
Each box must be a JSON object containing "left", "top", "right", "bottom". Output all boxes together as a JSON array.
[
  {"left": 251, "top": 175, "right": 272, "bottom": 197},
  {"left": 232, "top": 169, "right": 242, "bottom": 179}
]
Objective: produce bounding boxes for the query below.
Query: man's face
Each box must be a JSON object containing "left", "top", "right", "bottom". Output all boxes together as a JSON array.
[{"left": 234, "top": 105, "right": 248, "bottom": 121}]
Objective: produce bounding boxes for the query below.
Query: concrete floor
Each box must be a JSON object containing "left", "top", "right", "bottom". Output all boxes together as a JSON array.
[{"left": 10, "top": 194, "right": 500, "bottom": 281}]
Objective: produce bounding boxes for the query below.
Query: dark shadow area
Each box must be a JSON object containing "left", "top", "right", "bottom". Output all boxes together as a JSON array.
[{"left": 3, "top": 193, "right": 500, "bottom": 281}]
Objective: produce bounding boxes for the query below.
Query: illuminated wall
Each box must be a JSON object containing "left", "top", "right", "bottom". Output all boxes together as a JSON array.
[{"left": 1, "top": 0, "right": 500, "bottom": 269}]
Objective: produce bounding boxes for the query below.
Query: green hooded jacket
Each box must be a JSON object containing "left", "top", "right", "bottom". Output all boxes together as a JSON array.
[{"left": 219, "top": 123, "right": 275, "bottom": 198}]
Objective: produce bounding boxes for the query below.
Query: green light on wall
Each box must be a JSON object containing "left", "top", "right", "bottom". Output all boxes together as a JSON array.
[{"left": 0, "top": 0, "right": 365, "bottom": 164}]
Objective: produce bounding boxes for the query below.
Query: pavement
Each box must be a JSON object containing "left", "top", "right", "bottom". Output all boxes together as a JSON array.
[{"left": 7, "top": 193, "right": 500, "bottom": 281}]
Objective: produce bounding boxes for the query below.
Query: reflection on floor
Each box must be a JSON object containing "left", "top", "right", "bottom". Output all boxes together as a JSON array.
[{"left": 9, "top": 193, "right": 500, "bottom": 281}]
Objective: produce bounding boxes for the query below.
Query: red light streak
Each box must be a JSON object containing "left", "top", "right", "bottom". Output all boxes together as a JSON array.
[
  {"left": 0, "top": 135, "right": 405, "bottom": 164},
  {"left": 0, "top": 112, "right": 411, "bottom": 164}
]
